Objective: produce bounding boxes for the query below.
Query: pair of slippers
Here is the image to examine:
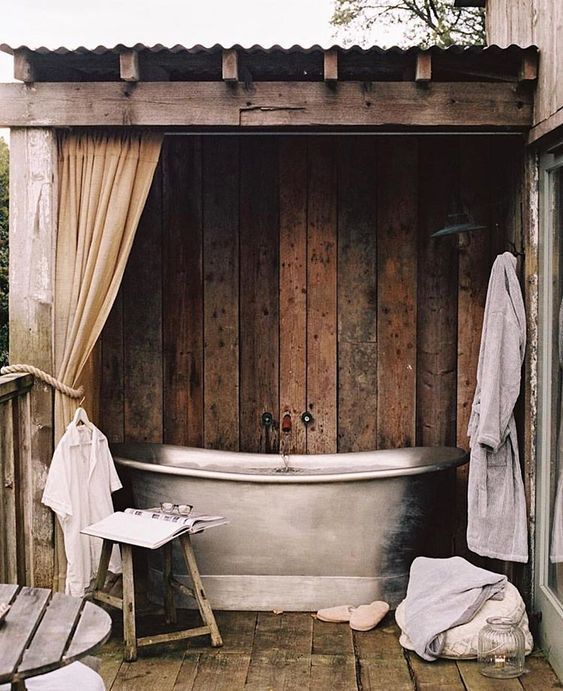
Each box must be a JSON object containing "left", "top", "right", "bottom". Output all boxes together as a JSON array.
[{"left": 316, "top": 601, "right": 389, "bottom": 632}]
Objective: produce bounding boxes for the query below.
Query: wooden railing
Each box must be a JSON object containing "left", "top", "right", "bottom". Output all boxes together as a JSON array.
[{"left": 0, "top": 372, "right": 33, "bottom": 583}]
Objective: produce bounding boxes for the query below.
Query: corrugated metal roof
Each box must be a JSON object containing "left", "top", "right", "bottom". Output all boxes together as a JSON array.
[
  {"left": 0, "top": 42, "right": 537, "bottom": 85},
  {"left": 0, "top": 42, "right": 537, "bottom": 56}
]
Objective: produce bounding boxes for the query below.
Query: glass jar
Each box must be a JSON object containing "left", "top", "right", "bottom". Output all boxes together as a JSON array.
[{"left": 478, "top": 616, "right": 526, "bottom": 678}]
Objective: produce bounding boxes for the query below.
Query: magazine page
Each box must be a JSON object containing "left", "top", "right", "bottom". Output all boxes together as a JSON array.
[
  {"left": 82, "top": 511, "right": 188, "bottom": 549},
  {"left": 124, "top": 507, "right": 226, "bottom": 530}
]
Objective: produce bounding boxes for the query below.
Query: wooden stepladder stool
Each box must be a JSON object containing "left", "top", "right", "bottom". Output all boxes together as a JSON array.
[{"left": 91, "top": 533, "right": 223, "bottom": 661}]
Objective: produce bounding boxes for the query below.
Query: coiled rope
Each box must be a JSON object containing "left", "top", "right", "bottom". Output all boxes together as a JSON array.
[{"left": 0, "top": 364, "right": 84, "bottom": 399}]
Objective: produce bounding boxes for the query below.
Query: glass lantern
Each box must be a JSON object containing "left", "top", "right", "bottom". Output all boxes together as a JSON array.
[{"left": 478, "top": 616, "right": 526, "bottom": 678}]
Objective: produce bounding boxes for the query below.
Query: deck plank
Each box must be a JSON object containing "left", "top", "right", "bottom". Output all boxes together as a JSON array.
[
  {"left": 407, "top": 652, "right": 465, "bottom": 690},
  {"left": 457, "top": 660, "right": 522, "bottom": 690},
  {"left": 98, "top": 637, "right": 123, "bottom": 690},
  {"left": 359, "top": 658, "right": 413, "bottom": 690},
  {"left": 312, "top": 617, "right": 354, "bottom": 656},
  {"left": 111, "top": 648, "right": 184, "bottom": 691},
  {"left": 190, "top": 653, "right": 250, "bottom": 691},
  {"left": 353, "top": 616, "right": 405, "bottom": 659},
  {"left": 519, "top": 653, "right": 563, "bottom": 690},
  {"left": 245, "top": 651, "right": 311, "bottom": 691},
  {"left": 186, "top": 611, "right": 257, "bottom": 653},
  {"left": 253, "top": 612, "right": 312, "bottom": 656},
  {"left": 171, "top": 654, "right": 200, "bottom": 691},
  {"left": 310, "top": 654, "right": 357, "bottom": 690}
]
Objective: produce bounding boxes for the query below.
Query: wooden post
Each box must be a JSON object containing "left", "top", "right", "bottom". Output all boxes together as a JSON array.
[{"left": 9, "top": 128, "right": 57, "bottom": 588}]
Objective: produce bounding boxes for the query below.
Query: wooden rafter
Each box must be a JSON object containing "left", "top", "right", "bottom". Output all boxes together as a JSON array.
[
  {"left": 120, "top": 51, "right": 140, "bottom": 82},
  {"left": 0, "top": 81, "right": 533, "bottom": 128},
  {"left": 324, "top": 49, "right": 338, "bottom": 82},
  {"left": 13, "top": 49, "right": 36, "bottom": 83},
  {"left": 415, "top": 52, "right": 432, "bottom": 83},
  {"left": 519, "top": 52, "right": 538, "bottom": 83},
  {"left": 222, "top": 49, "right": 238, "bottom": 82}
]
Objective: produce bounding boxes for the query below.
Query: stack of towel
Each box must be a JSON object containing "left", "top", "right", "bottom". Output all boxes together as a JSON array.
[{"left": 395, "top": 556, "right": 533, "bottom": 661}]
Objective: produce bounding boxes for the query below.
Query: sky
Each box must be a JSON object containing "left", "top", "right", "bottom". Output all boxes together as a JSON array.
[{"left": 0, "top": 0, "right": 343, "bottom": 82}]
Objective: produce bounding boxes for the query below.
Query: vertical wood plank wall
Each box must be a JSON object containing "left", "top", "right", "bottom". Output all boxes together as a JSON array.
[{"left": 101, "top": 135, "right": 516, "bottom": 467}]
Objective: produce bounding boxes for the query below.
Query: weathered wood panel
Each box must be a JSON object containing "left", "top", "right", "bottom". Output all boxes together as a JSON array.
[
  {"left": 123, "top": 165, "right": 163, "bottom": 443},
  {"left": 337, "top": 137, "right": 378, "bottom": 452},
  {"left": 101, "top": 290, "right": 124, "bottom": 444},
  {"left": 8, "top": 128, "right": 57, "bottom": 588},
  {"left": 307, "top": 138, "right": 337, "bottom": 454},
  {"left": 0, "top": 82, "right": 534, "bottom": 128},
  {"left": 376, "top": 137, "right": 418, "bottom": 449},
  {"left": 203, "top": 137, "right": 240, "bottom": 451},
  {"left": 455, "top": 137, "right": 494, "bottom": 557},
  {"left": 416, "top": 138, "right": 459, "bottom": 447},
  {"left": 486, "top": 0, "right": 562, "bottom": 132},
  {"left": 279, "top": 138, "right": 307, "bottom": 454},
  {"left": 162, "top": 137, "right": 203, "bottom": 447},
  {"left": 239, "top": 137, "right": 279, "bottom": 452},
  {"left": 100, "top": 134, "right": 520, "bottom": 494}
]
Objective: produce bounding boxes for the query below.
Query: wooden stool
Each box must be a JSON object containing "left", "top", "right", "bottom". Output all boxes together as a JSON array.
[{"left": 91, "top": 533, "right": 223, "bottom": 661}]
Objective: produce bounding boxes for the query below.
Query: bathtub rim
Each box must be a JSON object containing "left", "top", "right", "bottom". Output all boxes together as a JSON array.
[{"left": 112, "top": 444, "right": 468, "bottom": 484}]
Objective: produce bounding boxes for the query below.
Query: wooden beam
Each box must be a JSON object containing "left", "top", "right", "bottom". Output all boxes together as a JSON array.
[
  {"left": 222, "top": 49, "right": 238, "bottom": 82},
  {"left": 519, "top": 51, "right": 538, "bottom": 83},
  {"left": 324, "top": 49, "right": 338, "bottom": 82},
  {"left": 119, "top": 51, "right": 140, "bottom": 82},
  {"left": 0, "top": 82, "right": 533, "bottom": 128},
  {"left": 9, "top": 129, "right": 57, "bottom": 588},
  {"left": 13, "top": 49, "right": 36, "bottom": 83},
  {"left": 415, "top": 51, "right": 432, "bottom": 83}
]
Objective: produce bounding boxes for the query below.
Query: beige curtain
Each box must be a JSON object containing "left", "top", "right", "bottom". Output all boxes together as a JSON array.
[{"left": 53, "top": 131, "right": 163, "bottom": 590}]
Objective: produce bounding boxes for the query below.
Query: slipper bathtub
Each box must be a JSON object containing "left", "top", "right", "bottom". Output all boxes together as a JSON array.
[{"left": 112, "top": 444, "right": 467, "bottom": 610}]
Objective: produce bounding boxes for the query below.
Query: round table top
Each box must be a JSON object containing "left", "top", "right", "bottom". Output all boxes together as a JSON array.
[{"left": 0, "top": 583, "right": 111, "bottom": 686}]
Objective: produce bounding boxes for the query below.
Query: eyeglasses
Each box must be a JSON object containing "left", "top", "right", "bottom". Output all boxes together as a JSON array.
[{"left": 160, "top": 502, "right": 193, "bottom": 516}]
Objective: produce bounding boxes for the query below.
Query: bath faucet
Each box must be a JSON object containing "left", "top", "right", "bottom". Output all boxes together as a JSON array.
[{"left": 282, "top": 413, "right": 292, "bottom": 434}]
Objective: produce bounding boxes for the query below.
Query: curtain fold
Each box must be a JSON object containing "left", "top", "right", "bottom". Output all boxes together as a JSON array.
[{"left": 53, "top": 130, "right": 163, "bottom": 590}]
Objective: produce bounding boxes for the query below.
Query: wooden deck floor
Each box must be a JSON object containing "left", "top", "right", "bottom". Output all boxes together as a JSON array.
[{"left": 97, "top": 609, "right": 562, "bottom": 690}]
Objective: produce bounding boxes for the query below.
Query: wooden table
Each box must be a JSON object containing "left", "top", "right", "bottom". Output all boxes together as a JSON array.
[{"left": 0, "top": 583, "right": 111, "bottom": 690}]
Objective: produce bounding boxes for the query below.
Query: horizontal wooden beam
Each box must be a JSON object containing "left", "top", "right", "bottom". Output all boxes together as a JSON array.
[
  {"left": 0, "top": 81, "right": 533, "bottom": 128},
  {"left": 120, "top": 51, "right": 140, "bottom": 82},
  {"left": 222, "top": 49, "right": 238, "bottom": 82}
]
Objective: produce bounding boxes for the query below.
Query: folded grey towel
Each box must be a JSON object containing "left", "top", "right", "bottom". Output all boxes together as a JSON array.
[{"left": 402, "top": 556, "right": 507, "bottom": 661}]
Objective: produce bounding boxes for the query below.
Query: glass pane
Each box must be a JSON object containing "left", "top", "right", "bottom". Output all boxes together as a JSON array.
[{"left": 549, "top": 167, "right": 563, "bottom": 596}]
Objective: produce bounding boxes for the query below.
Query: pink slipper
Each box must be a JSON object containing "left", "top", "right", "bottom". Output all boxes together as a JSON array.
[
  {"left": 349, "top": 601, "right": 389, "bottom": 631},
  {"left": 316, "top": 604, "right": 355, "bottom": 623}
]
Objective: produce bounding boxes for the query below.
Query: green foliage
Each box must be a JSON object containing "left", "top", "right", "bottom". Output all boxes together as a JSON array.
[
  {"left": 0, "top": 137, "right": 8, "bottom": 367},
  {"left": 331, "top": 0, "right": 485, "bottom": 48}
]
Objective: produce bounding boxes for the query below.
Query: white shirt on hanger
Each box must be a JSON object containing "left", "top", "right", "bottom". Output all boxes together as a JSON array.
[{"left": 42, "top": 412, "right": 122, "bottom": 596}]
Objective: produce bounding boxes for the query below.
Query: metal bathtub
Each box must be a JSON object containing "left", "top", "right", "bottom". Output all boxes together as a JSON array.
[{"left": 112, "top": 444, "right": 467, "bottom": 610}]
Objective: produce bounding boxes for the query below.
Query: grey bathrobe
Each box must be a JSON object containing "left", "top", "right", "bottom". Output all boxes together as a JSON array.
[{"left": 467, "top": 252, "right": 528, "bottom": 562}]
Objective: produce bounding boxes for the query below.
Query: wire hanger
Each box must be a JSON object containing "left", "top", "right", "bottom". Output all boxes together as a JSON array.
[{"left": 73, "top": 405, "right": 92, "bottom": 429}]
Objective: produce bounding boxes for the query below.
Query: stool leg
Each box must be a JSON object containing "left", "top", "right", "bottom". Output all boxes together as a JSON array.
[
  {"left": 163, "top": 542, "right": 176, "bottom": 624},
  {"left": 121, "top": 544, "right": 137, "bottom": 661},
  {"left": 179, "top": 534, "right": 222, "bottom": 647},
  {"left": 94, "top": 539, "right": 113, "bottom": 592}
]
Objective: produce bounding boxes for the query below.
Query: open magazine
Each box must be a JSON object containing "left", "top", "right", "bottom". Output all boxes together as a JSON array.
[{"left": 82, "top": 508, "right": 228, "bottom": 549}]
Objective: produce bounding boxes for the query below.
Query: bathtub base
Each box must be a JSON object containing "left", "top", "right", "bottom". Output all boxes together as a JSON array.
[{"left": 148, "top": 568, "right": 407, "bottom": 611}]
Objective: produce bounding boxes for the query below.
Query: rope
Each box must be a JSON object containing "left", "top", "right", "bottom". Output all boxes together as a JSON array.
[{"left": 0, "top": 364, "right": 84, "bottom": 399}]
